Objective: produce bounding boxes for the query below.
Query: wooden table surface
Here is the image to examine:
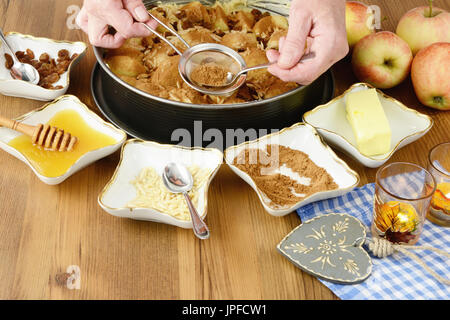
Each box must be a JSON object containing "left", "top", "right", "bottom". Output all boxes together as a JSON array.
[{"left": 0, "top": 0, "right": 449, "bottom": 300}]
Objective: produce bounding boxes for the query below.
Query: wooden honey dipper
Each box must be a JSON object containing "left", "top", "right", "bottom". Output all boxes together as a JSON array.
[{"left": 0, "top": 115, "right": 78, "bottom": 151}]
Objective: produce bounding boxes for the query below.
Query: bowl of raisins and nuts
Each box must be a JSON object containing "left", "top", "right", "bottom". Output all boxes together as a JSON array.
[{"left": 0, "top": 32, "right": 86, "bottom": 101}]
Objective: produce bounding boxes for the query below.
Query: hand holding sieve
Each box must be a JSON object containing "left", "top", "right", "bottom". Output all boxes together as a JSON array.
[{"left": 139, "top": 12, "right": 315, "bottom": 96}]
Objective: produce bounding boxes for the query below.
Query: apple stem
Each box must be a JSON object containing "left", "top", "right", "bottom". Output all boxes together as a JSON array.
[{"left": 428, "top": 0, "right": 433, "bottom": 17}]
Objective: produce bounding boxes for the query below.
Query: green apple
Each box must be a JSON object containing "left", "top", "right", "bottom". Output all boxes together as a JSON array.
[
  {"left": 346, "top": 1, "right": 375, "bottom": 48},
  {"left": 396, "top": 0, "right": 450, "bottom": 55},
  {"left": 352, "top": 31, "right": 413, "bottom": 89},
  {"left": 411, "top": 42, "right": 450, "bottom": 110}
]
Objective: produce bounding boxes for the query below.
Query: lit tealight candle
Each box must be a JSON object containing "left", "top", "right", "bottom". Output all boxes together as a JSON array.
[{"left": 431, "top": 182, "right": 450, "bottom": 213}]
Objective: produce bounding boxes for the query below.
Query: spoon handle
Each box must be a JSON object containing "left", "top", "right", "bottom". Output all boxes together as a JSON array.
[
  {"left": 239, "top": 61, "right": 276, "bottom": 75},
  {"left": 0, "top": 28, "right": 19, "bottom": 63},
  {"left": 236, "top": 52, "right": 316, "bottom": 78},
  {"left": 183, "top": 192, "right": 210, "bottom": 240}
]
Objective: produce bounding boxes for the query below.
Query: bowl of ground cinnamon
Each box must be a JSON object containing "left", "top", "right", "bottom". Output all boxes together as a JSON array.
[{"left": 224, "top": 123, "right": 360, "bottom": 216}]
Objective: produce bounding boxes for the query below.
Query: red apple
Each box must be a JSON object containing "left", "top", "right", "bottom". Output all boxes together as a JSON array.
[
  {"left": 346, "top": 1, "right": 376, "bottom": 48},
  {"left": 411, "top": 42, "right": 450, "bottom": 110},
  {"left": 352, "top": 31, "right": 413, "bottom": 89},
  {"left": 396, "top": 1, "right": 450, "bottom": 55}
]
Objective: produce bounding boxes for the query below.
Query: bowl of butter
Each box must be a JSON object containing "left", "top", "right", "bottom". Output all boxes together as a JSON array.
[{"left": 303, "top": 83, "right": 433, "bottom": 168}]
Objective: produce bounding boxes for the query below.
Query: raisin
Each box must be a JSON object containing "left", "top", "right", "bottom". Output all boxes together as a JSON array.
[
  {"left": 31, "top": 60, "right": 42, "bottom": 69},
  {"left": 167, "top": 50, "right": 177, "bottom": 57},
  {"left": 181, "top": 20, "right": 193, "bottom": 29},
  {"left": 175, "top": 10, "right": 187, "bottom": 20},
  {"left": 39, "top": 53, "right": 50, "bottom": 63},
  {"left": 26, "top": 48, "right": 35, "bottom": 59},
  {"left": 201, "top": 20, "right": 212, "bottom": 29},
  {"left": 4, "top": 53, "right": 13, "bottom": 69},
  {"left": 227, "top": 19, "right": 237, "bottom": 30},
  {"left": 58, "top": 49, "right": 70, "bottom": 60},
  {"left": 40, "top": 82, "right": 53, "bottom": 89},
  {"left": 155, "top": 7, "right": 167, "bottom": 18},
  {"left": 19, "top": 56, "right": 31, "bottom": 64},
  {"left": 45, "top": 72, "right": 60, "bottom": 84},
  {"left": 237, "top": 85, "right": 259, "bottom": 101},
  {"left": 257, "top": 37, "right": 269, "bottom": 48},
  {"left": 56, "top": 60, "right": 70, "bottom": 74},
  {"left": 38, "top": 63, "right": 53, "bottom": 77},
  {"left": 251, "top": 9, "right": 262, "bottom": 21},
  {"left": 214, "top": 30, "right": 225, "bottom": 37},
  {"left": 15, "top": 51, "right": 25, "bottom": 59}
]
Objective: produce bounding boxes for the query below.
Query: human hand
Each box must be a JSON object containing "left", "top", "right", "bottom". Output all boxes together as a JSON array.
[
  {"left": 267, "top": 0, "right": 349, "bottom": 85},
  {"left": 76, "top": 0, "right": 158, "bottom": 48}
]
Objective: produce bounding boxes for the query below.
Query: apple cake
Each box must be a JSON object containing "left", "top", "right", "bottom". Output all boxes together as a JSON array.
[{"left": 104, "top": 1, "right": 297, "bottom": 104}]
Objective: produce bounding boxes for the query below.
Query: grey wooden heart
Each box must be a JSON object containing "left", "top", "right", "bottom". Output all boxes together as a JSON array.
[{"left": 278, "top": 213, "right": 372, "bottom": 284}]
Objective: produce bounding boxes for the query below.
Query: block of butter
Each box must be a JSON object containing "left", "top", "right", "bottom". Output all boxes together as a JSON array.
[{"left": 346, "top": 89, "right": 391, "bottom": 156}]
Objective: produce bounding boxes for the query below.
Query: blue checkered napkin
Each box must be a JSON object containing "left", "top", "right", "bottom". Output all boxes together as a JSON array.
[{"left": 296, "top": 183, "right": 450, "bottom": 300}]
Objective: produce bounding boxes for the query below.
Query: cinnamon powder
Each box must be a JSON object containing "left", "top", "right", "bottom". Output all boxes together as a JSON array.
[
  {"left": 190, "top": 63, "right": 229, "bottom": 86},
  {"left": 233, "top": 145, "right": 338, "bottom": 208}
]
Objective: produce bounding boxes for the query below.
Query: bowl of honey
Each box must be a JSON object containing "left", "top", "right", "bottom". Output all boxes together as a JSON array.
[{"left": 0, "top": 95, "right": 127, "bottom": 184}]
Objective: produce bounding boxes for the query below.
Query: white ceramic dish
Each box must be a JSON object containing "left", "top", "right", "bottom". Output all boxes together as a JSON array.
[
  {"left": 98, "top": 139, "right": 223, "bottom": 229},
  {"left": 0, "top": 95, "right": 126, "bottom": 185},
  {"left": 303, "top": 83, "right": 433, "bottom": 168},
  {"left": 224, "top": 123, "right": 360, "bottom": 216},
  {"left": 0, "top": 32, "right": 87, "bottom": 101}
]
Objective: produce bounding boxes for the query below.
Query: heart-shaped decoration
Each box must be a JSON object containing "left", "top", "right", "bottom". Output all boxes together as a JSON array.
[{"left": 278, "top": 213, "right": 372, "bottom": 284}]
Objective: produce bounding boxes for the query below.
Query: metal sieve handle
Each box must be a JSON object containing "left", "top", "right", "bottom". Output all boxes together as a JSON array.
[
  {"left": 146, "top": 11, "right": 190, "bottom": 49},
  {"left": 139, "top": 23, "right": 184, "bottom": 56}
]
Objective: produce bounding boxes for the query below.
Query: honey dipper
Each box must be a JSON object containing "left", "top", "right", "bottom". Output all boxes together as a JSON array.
[{"left": 0, "top": 115, "right": 78, "bottom": 151}]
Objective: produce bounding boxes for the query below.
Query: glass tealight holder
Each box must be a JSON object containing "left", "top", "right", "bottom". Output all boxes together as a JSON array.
[
  {"left": 372, "top": 162, "right": 436, "bottom": 245},
  {"left": 427, "top": 142, "right": 450, "bottom": 227}
]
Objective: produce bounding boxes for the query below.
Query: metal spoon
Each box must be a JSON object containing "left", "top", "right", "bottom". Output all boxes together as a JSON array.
[
  {"left": 162, "top": 163, "right": 210, "bottom": 240},
  {"left": 0, "top": 28, "right": 40, "bottom": 85},
  {"left": 217, "top": 52, "right": 317, "bottom": 88}
]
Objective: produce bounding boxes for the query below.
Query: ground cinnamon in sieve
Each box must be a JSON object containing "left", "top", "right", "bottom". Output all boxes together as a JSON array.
[
  {"left": 190, "top": 63, "right": 229, "bottom": 86},
  {"left": 233, "top": 145, "right": 338, "bottom": 208}
]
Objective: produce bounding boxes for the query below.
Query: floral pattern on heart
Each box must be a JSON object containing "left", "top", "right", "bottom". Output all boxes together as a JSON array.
[{"left": 278, "top": 213, "right": 372, "bottom": 284}]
